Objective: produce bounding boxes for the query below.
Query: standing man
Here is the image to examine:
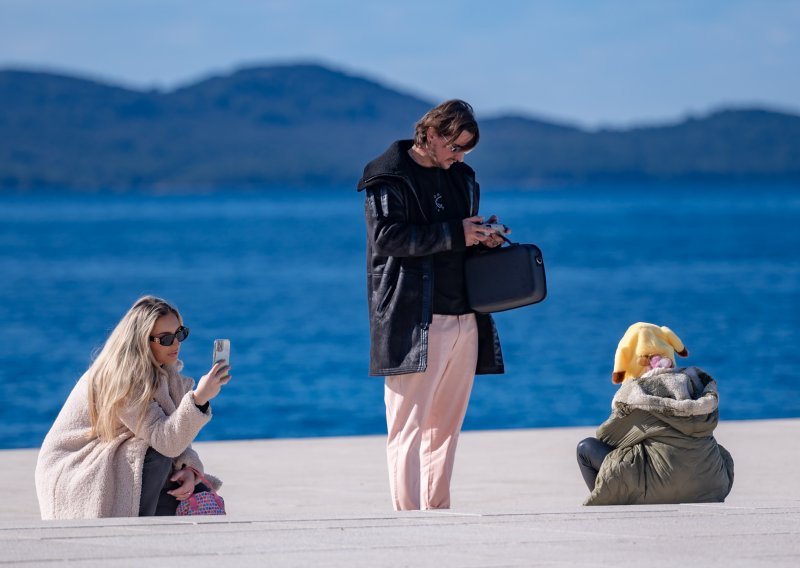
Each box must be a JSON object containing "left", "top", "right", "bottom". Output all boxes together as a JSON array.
[{"left": 357, "top": 100, "right": 506, "bottom": 511}]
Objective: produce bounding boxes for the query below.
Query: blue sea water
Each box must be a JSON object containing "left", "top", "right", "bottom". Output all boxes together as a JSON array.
[{"left": 0, "top": 185, "right": 798, "bottom": 449}]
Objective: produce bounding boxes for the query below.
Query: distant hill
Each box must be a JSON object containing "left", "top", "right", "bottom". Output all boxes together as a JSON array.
[
  {"left": 1, "top": 63, "right": 799, "bottom": 189},
  {"left": 474, "top": 109, "right": 800, "bottom": 185}
]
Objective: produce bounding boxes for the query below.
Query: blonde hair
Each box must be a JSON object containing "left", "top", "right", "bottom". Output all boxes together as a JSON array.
[{"left": 87, "top": 296, "right": 182, "bottom": 442}]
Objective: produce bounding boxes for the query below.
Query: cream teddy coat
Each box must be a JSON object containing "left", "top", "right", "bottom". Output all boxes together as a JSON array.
[{"left": 35, "top": 363, "right": 221, "bottom": 519}]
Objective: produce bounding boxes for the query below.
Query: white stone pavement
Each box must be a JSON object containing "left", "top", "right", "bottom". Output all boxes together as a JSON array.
[{"left": 1, "top": 419, "right": 798, "bottom": 567}]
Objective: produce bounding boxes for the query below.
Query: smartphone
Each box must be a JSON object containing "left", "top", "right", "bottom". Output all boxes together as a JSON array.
[{"left": 212, "top": 339, "right": 230, "bottom": 366}]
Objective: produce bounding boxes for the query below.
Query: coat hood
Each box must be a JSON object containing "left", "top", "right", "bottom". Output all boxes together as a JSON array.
[{"left": 612, "top": 366, "right": 719, "bottom": 419}]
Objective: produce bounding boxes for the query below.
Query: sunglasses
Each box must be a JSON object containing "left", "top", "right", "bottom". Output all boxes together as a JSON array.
[
  {"left": 441, "top": 136, "right": 473, "bottom": 155},
  {"left": 149, "top": 326, "right": 190, "bottom": 346}
]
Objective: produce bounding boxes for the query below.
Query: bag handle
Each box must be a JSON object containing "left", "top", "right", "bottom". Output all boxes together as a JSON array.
[
  {"left": 497, "top": 233, "right": 514, "bottom": 246},
  {"left": 480, "top": 230, "right": 515, "bottom": 247}
]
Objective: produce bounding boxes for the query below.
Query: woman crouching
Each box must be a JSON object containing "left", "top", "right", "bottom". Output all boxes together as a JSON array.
[{"left": 35, "top": 296, "right": 231, "bottom": 519}]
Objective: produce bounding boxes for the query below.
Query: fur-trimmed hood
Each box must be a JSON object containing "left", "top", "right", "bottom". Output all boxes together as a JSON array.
[{"left": 613, "top": 367, "right": 718, "bottom": 417}]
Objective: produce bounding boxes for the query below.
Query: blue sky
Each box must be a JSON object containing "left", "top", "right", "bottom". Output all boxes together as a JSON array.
[{"left": 1, "top": 0, "right": 797, "bottom": 127}]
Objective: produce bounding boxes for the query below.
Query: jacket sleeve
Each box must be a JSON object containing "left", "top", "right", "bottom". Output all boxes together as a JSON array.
[
  {"left": 596, "top": 409, "right": 670, "bottom": 448},
  {"left": 119, "top": 391, "right": 211, "bottom": 459},
  {"left": 174, "top": 445, "right": 204, "bottom": 473},
  {"left": 365, "top": 182, "right": 467, "bottom": 258}
]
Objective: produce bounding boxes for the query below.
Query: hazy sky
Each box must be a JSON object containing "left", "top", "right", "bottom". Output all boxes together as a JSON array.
[{"left": 1, "top": 0, "right": 797, "bottom": 127}]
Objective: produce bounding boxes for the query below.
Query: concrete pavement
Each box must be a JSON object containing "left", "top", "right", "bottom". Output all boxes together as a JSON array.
[{"left": 1, "top": 419, "right": 798, "bottom": 566}]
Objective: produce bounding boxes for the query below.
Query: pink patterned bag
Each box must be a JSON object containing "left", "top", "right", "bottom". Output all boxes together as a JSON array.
[{"left": 175, "top": 468, "right": 226, "bottom": 516}]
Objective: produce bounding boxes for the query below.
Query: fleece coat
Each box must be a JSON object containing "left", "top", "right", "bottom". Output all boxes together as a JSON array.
[
  {"left": 35, "top": 364, "right": 220, "bottom": 519},
  {"left": 585, "top": 366, "right": 734, "bottom": 506}
]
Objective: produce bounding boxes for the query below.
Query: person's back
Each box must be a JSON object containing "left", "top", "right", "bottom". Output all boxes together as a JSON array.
[
  {"left": 577, "top": 323, "right": 734, "bottom": 506},
  {"left": 584, "top": 367, "right": 734, "bottom": 506}
]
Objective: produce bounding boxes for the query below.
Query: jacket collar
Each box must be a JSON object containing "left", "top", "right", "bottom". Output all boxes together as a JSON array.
[{"left": 357, "top": 139, "right": 476, "bottom": 191}]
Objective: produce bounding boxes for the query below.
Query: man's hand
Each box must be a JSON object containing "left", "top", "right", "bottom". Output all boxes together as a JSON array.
[
  {"left": 463, "top": 216, "right": 490, "bottom": 247},
  {"left": 482, "top": 214, "right": 510, "bottom": 248},
  {"left": 463, "top": 215, "right": 510, "bottom": 248}
]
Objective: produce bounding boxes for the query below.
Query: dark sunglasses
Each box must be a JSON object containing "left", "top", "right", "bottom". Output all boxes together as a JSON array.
[{"left": 149, "top": 326, "right": 190, "bottom": 346}]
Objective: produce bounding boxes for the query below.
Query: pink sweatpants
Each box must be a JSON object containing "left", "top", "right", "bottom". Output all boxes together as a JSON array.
[{"left": 384, "top": 313, "right": 478, "bottom": 511}]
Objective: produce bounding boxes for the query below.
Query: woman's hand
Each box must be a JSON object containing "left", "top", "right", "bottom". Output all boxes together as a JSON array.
[
  {"left": 167, "top": 467, "right": 196, "bottom": 501},
  {"left": 193, "top": 361, "right": 232, "bottom": 406}
]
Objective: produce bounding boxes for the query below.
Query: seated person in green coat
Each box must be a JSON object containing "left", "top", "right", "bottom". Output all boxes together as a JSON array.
[{"left": 577, "top": 322, "right": 734, "bottom": 506}]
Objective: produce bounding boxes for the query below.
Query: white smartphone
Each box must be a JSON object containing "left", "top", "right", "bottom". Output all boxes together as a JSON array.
[{"left": 212, "top": 339, "right": 230, "bottom": 366}]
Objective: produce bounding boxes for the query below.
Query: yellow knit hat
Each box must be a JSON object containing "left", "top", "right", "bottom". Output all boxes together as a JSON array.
[{"left": 612, "top": 322, "right": 689, "bottom": 383}]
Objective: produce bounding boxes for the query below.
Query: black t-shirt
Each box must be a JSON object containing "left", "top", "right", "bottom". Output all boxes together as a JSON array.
[{"left": 406, "top": 154, "right": 471, "bottom": 315}]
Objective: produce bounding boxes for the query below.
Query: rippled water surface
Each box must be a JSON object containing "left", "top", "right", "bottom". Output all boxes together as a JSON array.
[{"left": 1, "top": 185, "right": 798, "bottom": 448}]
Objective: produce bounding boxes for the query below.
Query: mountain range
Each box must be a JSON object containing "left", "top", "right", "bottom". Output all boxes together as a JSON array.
[{"left": 1, "top": 63, "right": 799, "bottom": 189}]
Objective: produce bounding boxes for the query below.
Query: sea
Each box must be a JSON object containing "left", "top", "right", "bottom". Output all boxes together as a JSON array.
[{"left": 1, "top": 185, "right": 798, "bottom": 449}]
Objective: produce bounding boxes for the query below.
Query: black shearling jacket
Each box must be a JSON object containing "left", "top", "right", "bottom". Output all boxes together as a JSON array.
[{"left": 357, "top": 140, "right": 504, "bottom": 376}]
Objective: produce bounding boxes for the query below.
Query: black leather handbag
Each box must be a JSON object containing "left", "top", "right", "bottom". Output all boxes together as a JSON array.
[{"left": 465, "top": 239, "right": 547, "bottom": 314}]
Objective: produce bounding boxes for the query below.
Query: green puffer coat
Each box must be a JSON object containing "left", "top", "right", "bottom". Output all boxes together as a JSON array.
[{"left": 585, "top": 366, "right": 734, "bottom": 506}]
